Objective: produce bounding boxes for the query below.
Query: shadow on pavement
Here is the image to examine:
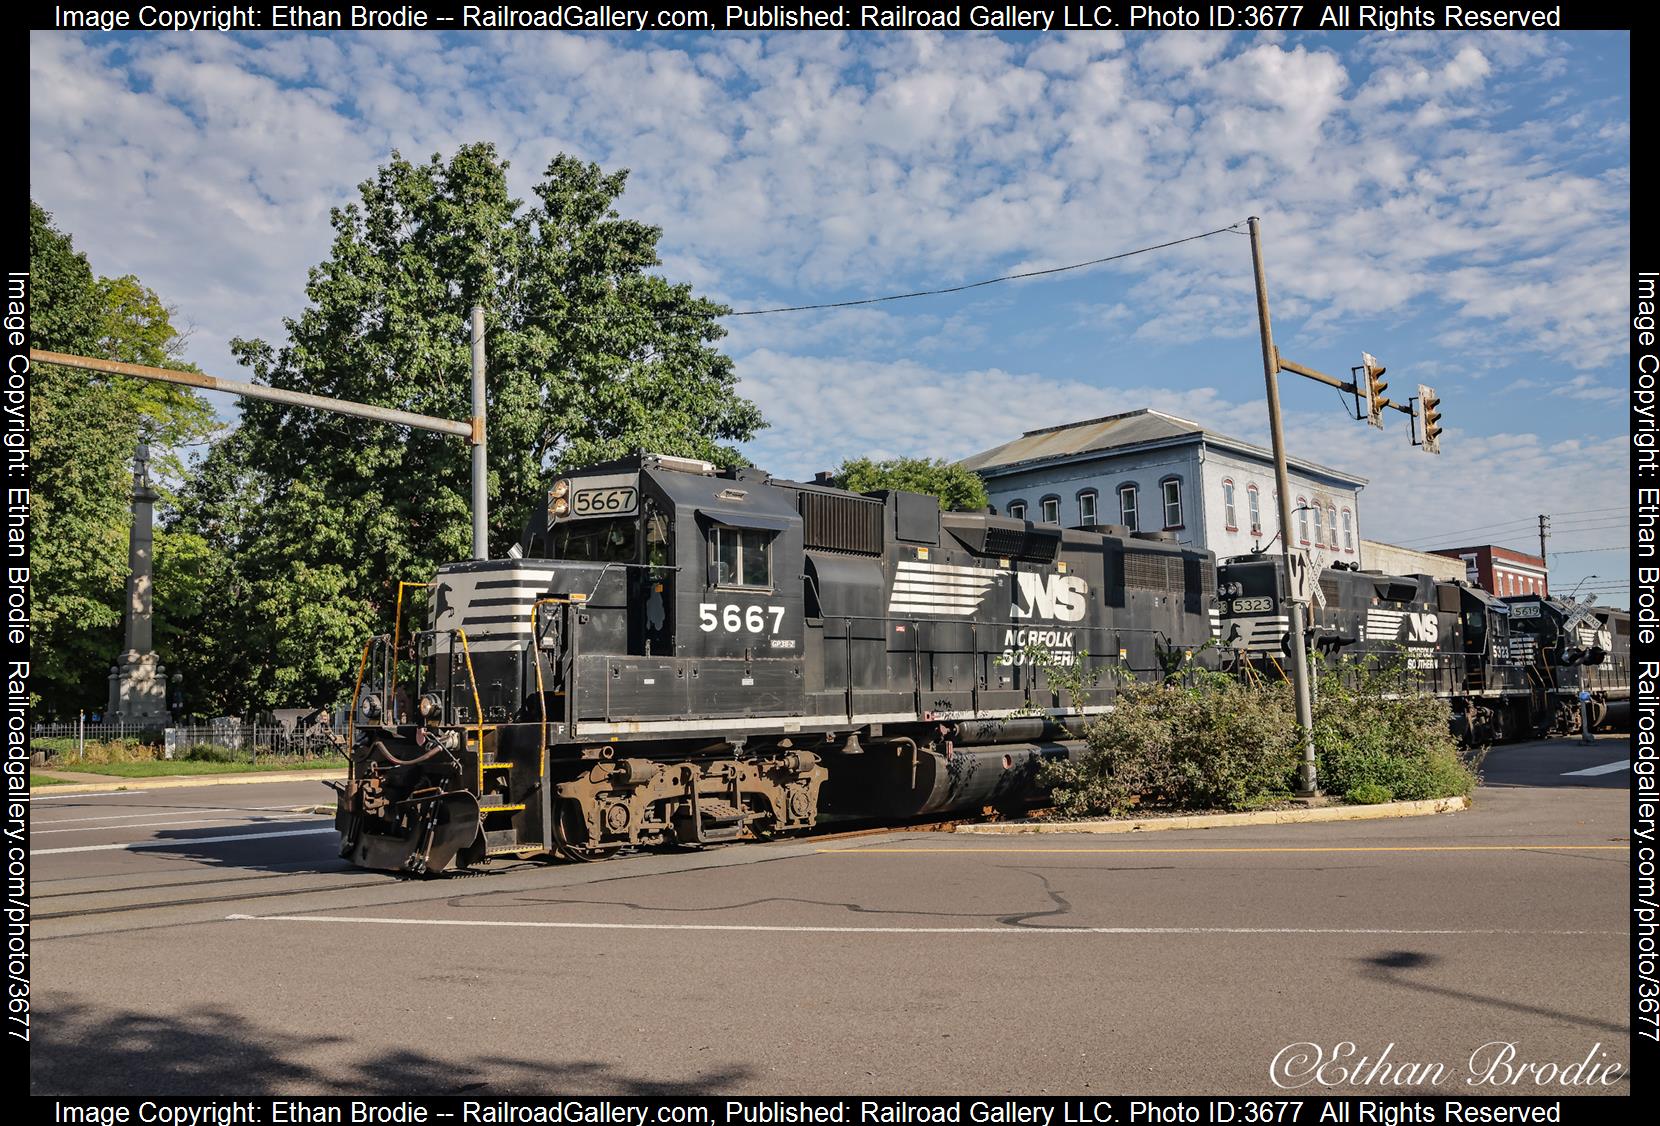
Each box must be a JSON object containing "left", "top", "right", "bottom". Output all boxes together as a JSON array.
[
  {"left": 1358, "top": 950, "right": 1630, "bottom": 1040},
  {"left": 1475, "top": 737, "right": 1630, "bottom": 790},
  {"left": 32, "top": 997, "right": 756, "bottom": 1095}
]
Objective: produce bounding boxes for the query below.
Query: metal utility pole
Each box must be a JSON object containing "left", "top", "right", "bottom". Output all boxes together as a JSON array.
[
  {"left": 1247, "top": 217, "right": 1318, "bottom": 795},
  {"left": 470, "top": 303, "right": 488, "bottom": 560},
  {"left": 1538, "top": 514, "right": 1550, "bottom": 594}
]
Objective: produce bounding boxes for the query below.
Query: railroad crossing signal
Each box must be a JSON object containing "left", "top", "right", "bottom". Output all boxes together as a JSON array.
[
  {"left": 1418, "top": 384, "right": 1443, "bottom": 454},
  {"left": 1362, "top": 353, "right": 1388, "bottom": 428}
]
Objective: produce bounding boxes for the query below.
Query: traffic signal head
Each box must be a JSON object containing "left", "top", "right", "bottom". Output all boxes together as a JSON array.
[
  {"left": 1418, "top": 384, "right": 1443, "bottom": 454},
  {"left": 1363, "top": 352, "right": 1388, "bottom": 428}
]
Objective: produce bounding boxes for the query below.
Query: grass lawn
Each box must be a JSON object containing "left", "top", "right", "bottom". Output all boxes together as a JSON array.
[
  {"left": 31, "top": 774, "right": 70, "bottom": 786},
  {"left": 39, "top": 757, "right": 347, "bottom": 778}
]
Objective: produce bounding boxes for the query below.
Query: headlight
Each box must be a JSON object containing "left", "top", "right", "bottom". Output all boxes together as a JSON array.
[
  {"left": 552, "top": 497, "right": 569, "bottom": 516},
  {"left": 551, "top": 479, "right": 570, "bottom": 499}
]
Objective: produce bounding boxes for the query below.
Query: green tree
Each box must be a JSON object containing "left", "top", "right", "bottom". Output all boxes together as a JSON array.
[
  {"left": 833, "top": 456, "right": 990, "bottom": 512},
  {"left": 170, "top": 144, "right": 763, "bottom": 711},
  {"left": 28, "top": 202, "right": 217, "bottom": 715}
]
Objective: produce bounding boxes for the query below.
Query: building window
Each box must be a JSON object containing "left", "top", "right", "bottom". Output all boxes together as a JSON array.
[
  {"left": 1247, "top": 485, "right": 1262, "bottom": 535},
  {"left": 712, "top": 526, "right": 772, "bottom": 590},
  {"left": 1221, "top": 479, "right": 1237, "bottom": 530},
  {"left": 1312, "top": 504, "right": 1324, "bottom": 547},
  {"left": 1297, "top": 498, "right": 1310, "bottom": 544},
  {"left": 1119, "top": 484, "right": 1138, "bottom": 532},
  {"left": 1040, "top": 496, "right": 1060, "bottom": 524},
  {"left": 1007, "top": 500, "right": 1027, "bottom": 521},
  {"left": 1328, "top": 504, "right": 1339, "bottom": 548},
  {"left": 1161, "top": 478, "right": 1182, "bottom": 529},
  {"left": 1078, "top": 490, "right": 1097, "bottom": 525},
  {"left": 1341, "top": 509, "right": 1354, "bottom": 553}
]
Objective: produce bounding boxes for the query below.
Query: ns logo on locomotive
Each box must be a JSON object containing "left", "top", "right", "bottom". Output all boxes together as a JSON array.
[{"left": 331, "top": 453, "right": 1629, "bottom": 874}]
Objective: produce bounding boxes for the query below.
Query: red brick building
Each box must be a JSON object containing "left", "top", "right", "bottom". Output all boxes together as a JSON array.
[{"left": 1429, "top": 544, "right": 1549, "bottom": 598}]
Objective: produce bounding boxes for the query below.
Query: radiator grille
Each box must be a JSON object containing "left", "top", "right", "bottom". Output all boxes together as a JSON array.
[
  {"left": 1125, "top": 552, "right": 1170, "bottom": 591},
  {"left": 799, "top": 491, "right": 883, "bottom": 555}
]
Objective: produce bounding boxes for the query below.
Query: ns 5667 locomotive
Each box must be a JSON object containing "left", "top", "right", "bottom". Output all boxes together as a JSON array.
[{"left": 334, "top": 454, "right": 1219, "bottom": 873}]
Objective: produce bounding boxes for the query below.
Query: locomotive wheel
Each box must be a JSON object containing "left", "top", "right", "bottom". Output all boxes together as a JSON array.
[{"left": 551, "top": 800, "right": 621, "bottom": 863}]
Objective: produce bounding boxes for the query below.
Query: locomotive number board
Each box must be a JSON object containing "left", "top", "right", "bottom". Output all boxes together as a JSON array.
[{"left": 571, "top": 486, "right": 638, "bottom": 518}]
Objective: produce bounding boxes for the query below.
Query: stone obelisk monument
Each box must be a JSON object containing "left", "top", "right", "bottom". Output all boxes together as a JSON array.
[{"left": 107, "top": 439, "right": 170, "bottom": 723}]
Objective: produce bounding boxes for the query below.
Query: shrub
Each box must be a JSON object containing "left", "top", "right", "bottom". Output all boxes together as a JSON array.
[
  {"left": 1311, "top": 659, "right": 1478, "bottom": 801},
  {"left": 35, "top": 738, "right": 161, "bottom": 765},
  {"left": 1345, "top": 782, "right": 1393, "bottom": 805},
  {"left": 1039, "top": 670, "right": 1301, "bottom": 817},
  {"left": 1034, "top": 653, "right": 1479, "bottom": 818}
]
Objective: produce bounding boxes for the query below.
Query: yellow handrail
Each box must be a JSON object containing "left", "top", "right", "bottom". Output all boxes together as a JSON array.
[{"left": 455, "top": 628, "right": 487, "bottom": 794}]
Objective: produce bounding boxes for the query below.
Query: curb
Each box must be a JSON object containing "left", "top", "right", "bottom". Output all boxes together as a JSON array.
[
  {"left": 955, "top": 795, "right": 1471, "bottom": 835},
  {"left": 30, "top": 769, "right": 345, "bottom": 796}
]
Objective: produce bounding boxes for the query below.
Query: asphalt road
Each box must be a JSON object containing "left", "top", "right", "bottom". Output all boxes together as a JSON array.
[{"left": 29, "top": 737, "right": 1632, "bottom": 1097}]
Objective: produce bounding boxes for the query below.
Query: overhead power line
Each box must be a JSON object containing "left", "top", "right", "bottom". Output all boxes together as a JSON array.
[
  {"left": 725, "top": 221, "right": 1248, "bottom": 316},
  {"left": 1549, "top": 546, "right": 1630, "bottom": 556}
]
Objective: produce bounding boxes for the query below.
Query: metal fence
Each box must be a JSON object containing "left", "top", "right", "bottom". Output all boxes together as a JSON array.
[{"left": 30, "top": 722, "right": 344, "bottom": 761}]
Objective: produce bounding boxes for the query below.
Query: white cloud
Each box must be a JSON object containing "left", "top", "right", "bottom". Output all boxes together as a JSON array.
[{"left": 29, "top": 27, "right": 1629, "bottom": 553}]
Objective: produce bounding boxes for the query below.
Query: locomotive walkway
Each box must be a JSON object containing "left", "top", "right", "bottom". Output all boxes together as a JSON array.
[{"left": 29, "top": 736, "right": 1631, "bottom": 1097}]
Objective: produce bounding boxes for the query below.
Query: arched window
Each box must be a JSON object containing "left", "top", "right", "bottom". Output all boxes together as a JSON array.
[
  {"left": 1312, "top": 504, "right": 1324, "bottom": 546},
  {"left": 1119, "top": 484, "right": 1139, "bottom": 532},
  {"left": 1247, "top": 485, "right": 1262, "bottom": 535},
  {"left": 1296, "top": 497, "right": 1310, "bottom": 544},
  {"left": 1328, "top": 503, "right": 1339, "bottom": 548},
  {"left": 1007, "top": 500, "right": 1027, "bottom": 520},
  {"left": 1077, "top": 489, "right": 1098, "bottom": 526},
  {"left": 1221, "top": 479, "right": 1237, "bottom": 531},
  {"left": 1160, "top": 476, "right": 1183, "bottom": 529},
  {"left": 1341, "top": 509, "right": 1354, "bottom": 553},
  {"left": 1039, "top": 495, "right": 1060, "bottom": 524}
]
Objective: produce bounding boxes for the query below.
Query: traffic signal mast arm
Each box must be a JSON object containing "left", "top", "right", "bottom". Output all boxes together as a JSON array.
[{"left": 1275, "top": 351, "right": 1410, "bottom": 415}]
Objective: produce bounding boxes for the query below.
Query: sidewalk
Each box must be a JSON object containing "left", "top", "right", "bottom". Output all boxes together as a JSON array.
[
  {"left": 957, "top": 795, "right": 1472, "bottom": 835},
  {"left": 31, "top": 766, "right": 345, "bottom": 794}
]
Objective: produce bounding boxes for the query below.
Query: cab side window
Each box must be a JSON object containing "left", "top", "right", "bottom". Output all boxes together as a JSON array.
[{"left": 712, "top": 526, "right": 772, "bottom": 589}]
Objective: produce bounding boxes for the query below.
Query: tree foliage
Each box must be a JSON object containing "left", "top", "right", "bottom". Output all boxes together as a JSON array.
[
  {"left": 28, "top": 202, "right": 217, "bottom": 714},
  {"left": 168, "top": 145, "right": 763, "bottom": 712},
  {"left": 833, "top": 456, "right": 990, "bottom": 512}
]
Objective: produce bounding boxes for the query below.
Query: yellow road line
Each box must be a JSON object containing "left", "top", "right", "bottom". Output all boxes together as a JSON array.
[{"left": 820, "top": 844, "right": 1628, "bottom": 855}]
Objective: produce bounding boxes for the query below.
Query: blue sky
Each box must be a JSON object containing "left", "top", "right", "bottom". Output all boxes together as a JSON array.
[{"left": 29, "top": 29, "right": 1630, "bottom": 602}]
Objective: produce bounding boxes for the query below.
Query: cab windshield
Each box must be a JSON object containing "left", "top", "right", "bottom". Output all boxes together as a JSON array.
[{"left": 551, "top": 518, "right": 638, "bottom": 563}]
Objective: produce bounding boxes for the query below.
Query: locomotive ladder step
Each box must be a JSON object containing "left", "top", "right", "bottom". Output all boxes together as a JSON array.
[
  {"left": 691, "top": 799, "right": 747, "bottom": 843},
  {"left": 480, "top": 803, "right": 526, "bottom": 814},
  {"left": 482, "top": 762, "right": 513, "bottom": 771},
  {"left": 483, "top": 828, "right": 533, "bottom": 856}
]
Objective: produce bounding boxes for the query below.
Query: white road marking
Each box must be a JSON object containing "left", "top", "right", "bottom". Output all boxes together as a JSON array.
[
  {"left": 1561, "top": 760, "right": 1630, "bottom": 777},
  {"left": 33, "top": 827, "right": 337, "bottom": 856},
  {"left": 229, "top": 914, "right": 1624, "bottom": 938},
  {"left": 33, "top": 806, "right": 312, "bottom": 827},
  {"left": 33, "top": 816, "right": 312, "bottom": 836}
]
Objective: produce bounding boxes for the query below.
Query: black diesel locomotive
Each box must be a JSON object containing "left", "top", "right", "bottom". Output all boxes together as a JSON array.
[
  {"left": 1213, "top": 555, "right": 1631, "bottom": 742},
  {"left": 335, "top": 454, "right": 1217, "bottom": 872}
]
